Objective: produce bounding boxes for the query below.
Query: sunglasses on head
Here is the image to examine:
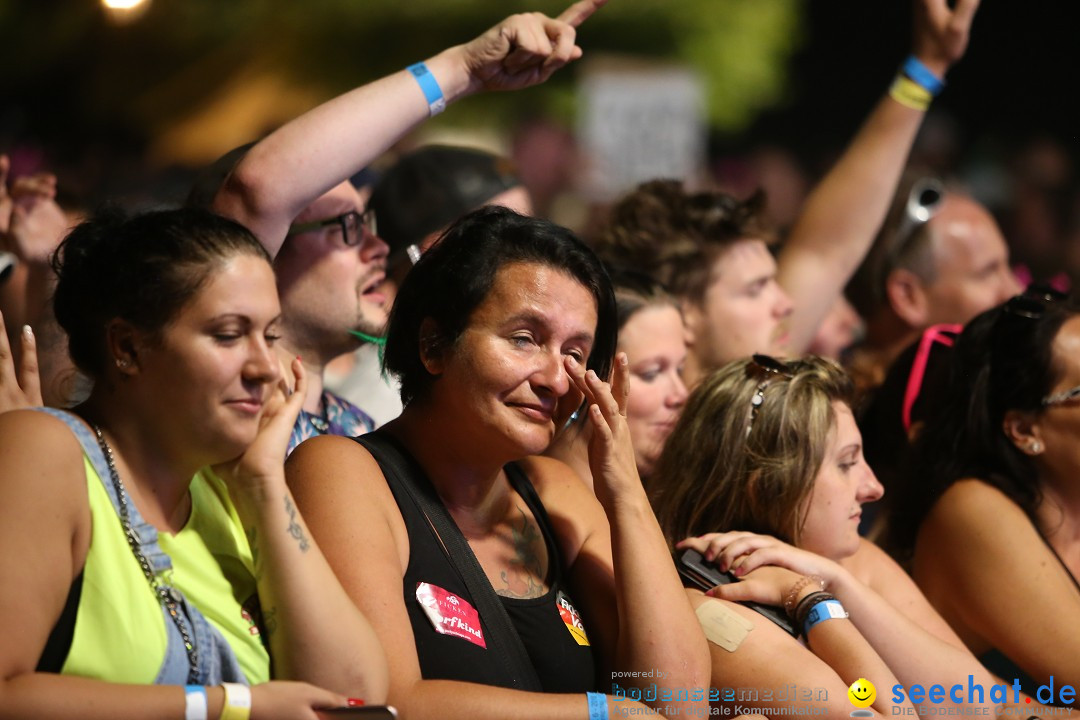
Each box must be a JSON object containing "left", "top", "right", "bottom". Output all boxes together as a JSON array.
[
  {"left": 1001, "top": 284, "right": 1068, "bottom": 320},
  {"left": 883, "top": 177, "right": 945, "bottom": 269},
  {"left": 991, "top": 285, "right": 1078, "bottom": 408},
  {"left": 746, "top": 354, "right": 799, "bottom": 436}
]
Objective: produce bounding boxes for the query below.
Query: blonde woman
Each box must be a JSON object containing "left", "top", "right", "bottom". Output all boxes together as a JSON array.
[{"left": 647, "top": 356, "right": 1005, "bottom": 717}]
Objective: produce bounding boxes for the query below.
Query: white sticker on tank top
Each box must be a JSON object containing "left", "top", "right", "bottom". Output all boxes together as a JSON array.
[{"left": 415, "top": 582, "right": 487, "bottom": 649}]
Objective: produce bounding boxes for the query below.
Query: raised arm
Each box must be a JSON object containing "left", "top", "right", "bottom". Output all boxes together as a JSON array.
[
  {"left": 0, "top": 160, "right": 67, "bottom": 346},
  {"left": 213, "top": 359, "right": 388, "bottom": 701},
  {"left": 557, "top": 354, "right": 711, "bottom": 717},
  {"left": 213, "top": 0, "right": 606, "bottom": 257},
  {"left": 779, "top": 0, "right": 979, "bottom": 352}
]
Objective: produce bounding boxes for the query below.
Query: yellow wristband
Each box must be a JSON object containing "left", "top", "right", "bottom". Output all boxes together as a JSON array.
[
  {"left": 890, "top": 75, "right": 932, "bottom": 111},
  {"left": 219, "top": 683, "right": 252, "bottom": 720}
]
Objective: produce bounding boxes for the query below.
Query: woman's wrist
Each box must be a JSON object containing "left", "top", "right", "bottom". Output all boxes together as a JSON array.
[
  {"left": 910, "top": 52, "right": 948, "bottom": 80},
  {"left": 226, "top": 478, "right": 288, "bottom": 527},
  {"left": 818, "top": 563, "right": 856, "bottom": 600},
  {"left": 783, "top": 575, "right": 826, "bottom": 615},
  {"left": 599, "top": 483, "right": 655, "bottom": 521},
  {"left": 204, "top": 685, "right": 226, "bottom": 720}
]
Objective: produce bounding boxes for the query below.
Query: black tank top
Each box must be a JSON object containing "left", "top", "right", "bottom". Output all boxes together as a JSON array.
[{"left": 359, "top": 433, "right": 598, "bottom": 693}]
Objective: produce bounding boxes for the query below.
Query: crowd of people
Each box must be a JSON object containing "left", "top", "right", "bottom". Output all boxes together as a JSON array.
[{"left": 1, "top": 0, "right": 1078, "bottom": 718}]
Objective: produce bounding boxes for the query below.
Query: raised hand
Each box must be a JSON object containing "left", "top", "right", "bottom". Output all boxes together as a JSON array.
[
  {"left": 215, "top": 356, "right": 304, "bottom": 488},
  {"left": 8, "top": 191, "right": 68, "bottom": 265},
  {"left": 0, "top": 310, "right": 42, "bottom": 412},
  {"left": 0, "top": 155, "right": 10, "bottom": 235},
  {"left": 913, "top": 0, "right": 980, "bottom": 75},
  {"left": 460, "top": 0, "right": 608, "bottom": 93},
  {"left": 564, "top": 352, "right": 638, "bottom": 506}
]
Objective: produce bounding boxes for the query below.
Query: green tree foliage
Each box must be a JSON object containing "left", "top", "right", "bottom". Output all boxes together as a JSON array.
[{"left": 1, "top": 0, "right": 801, "bottom": 155}]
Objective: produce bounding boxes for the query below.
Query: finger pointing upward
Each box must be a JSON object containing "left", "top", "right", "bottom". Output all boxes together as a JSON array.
[{"left": 558, "top": 0, "right": 609, "bottom": 29}]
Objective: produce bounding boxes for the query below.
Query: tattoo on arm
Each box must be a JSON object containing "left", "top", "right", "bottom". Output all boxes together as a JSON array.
[
  {"left": 261, "top": 605, "right": 279, "bottom": 637},
  {"left": 284, "top": 494, "right": 310, "bottom": 552}
]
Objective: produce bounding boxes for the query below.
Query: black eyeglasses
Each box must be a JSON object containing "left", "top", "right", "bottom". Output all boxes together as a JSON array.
[
  {"left": 746, "top": 354, "right": 798, "bottom": 436},
  {"left": 287, "top": 209, "right": 377, "bottom": 247}
]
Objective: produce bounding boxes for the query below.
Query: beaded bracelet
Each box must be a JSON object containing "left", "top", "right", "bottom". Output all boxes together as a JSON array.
[{"left": 783, "top": 575, "right": 826, "bottom": 615}]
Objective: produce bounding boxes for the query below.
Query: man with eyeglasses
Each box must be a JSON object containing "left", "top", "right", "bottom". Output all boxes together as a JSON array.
[
  {"left": 193, "top": 1, "right": 606, "bottom": 453},
  {"left": 321, "top": 144, "right": 534, "bottom": 427},
  {"left": 846, "top": 173, "right": 1021, "bottom": 395}
]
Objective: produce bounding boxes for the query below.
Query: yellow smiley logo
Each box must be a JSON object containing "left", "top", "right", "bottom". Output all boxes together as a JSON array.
[{"left": 847, "top": 678, "right": 876, "bottom": 708}]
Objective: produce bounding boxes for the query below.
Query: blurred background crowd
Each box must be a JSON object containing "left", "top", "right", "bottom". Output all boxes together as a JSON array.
[{"left": 6, "top": 0, "right": 1080, "bottom": 292}]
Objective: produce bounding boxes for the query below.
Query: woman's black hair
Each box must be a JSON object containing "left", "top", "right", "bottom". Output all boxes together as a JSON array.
[
  {"left": 888, "top": 293, "right": 1079, "bottom": 558},
  {"left": 383, "top": 205, "right": 617, "bottom": 406},
  {"left": 859, "top": 325, "right": 958, "bottom": 537},
  {"left": 52, "top": 206, "right": 270, "bottom": 379}
]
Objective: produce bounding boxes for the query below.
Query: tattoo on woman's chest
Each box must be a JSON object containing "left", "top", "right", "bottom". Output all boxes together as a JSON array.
[{"left": 496, "top": 505, "right": 547, "bottom": 599}]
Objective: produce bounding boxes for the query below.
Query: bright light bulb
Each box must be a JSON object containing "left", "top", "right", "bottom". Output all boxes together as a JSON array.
[{"left": 102, "top": 0, "right": 147, "bottom": 9}]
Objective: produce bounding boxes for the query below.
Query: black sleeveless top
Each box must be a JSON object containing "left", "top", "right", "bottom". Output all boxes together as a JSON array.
[{"left": 361, "top": 433, "right": 598, "bottom": 692}]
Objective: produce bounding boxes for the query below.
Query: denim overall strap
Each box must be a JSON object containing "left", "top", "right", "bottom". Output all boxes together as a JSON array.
[{"left": 33, "top": 408, "right": 248, "bottom": 685}]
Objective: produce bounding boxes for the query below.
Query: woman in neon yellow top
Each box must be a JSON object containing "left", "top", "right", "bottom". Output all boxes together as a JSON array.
[{"left": 0, "top": 207, "right": 387, "bottom": 718}]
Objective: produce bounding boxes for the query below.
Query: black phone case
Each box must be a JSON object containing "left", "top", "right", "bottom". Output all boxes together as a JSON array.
[{"left": 678, "top": 548, "right": 797, "bottom": 636}]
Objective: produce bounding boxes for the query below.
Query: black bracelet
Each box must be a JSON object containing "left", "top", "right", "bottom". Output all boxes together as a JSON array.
[{"left": 793, "top": 591, "right": 837, "bottom": 634}]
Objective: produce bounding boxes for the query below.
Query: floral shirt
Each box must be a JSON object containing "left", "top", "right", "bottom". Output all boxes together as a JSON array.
[{"left": 287, "top": 390, "right": 375, "bottom": 456}]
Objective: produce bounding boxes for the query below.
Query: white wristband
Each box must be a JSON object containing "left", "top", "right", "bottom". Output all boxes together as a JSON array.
[{"left": 184, "top": 685, "right": 208, "bottom": 720}]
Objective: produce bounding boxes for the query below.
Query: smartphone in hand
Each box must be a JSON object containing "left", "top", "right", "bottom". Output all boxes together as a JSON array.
[{"left": 677, "top": 548, "right": 797, "bottom": 636}]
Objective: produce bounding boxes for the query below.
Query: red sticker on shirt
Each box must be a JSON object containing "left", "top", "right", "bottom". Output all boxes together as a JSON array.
[{"left": 415, "top": 582, "right": 487, "bottom": 649}]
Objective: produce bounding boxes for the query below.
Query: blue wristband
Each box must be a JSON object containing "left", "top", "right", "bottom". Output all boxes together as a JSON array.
[
  {"left": 803, "top": 599, "right": 849, "bottom": 636},
  {"left": 902, "top": 56, "right": 945, "bottom": 96},
  {"left": 407, "top": 62, "right": 446, "bottom": 116},
  {"left": 587, "top": 692, "right": 608, "bottom": 720},
  {"left": 184, "top": 685, "right": 208, "bottom": 720}
]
